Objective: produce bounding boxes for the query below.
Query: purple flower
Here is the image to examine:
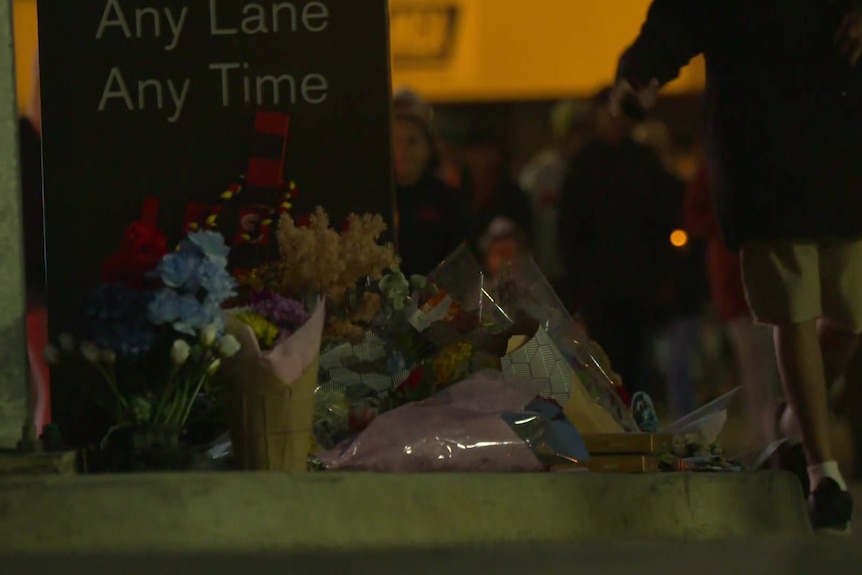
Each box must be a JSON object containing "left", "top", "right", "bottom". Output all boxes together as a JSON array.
[{"left": 249, "top": 291, "right": 309, "bottom": 330}]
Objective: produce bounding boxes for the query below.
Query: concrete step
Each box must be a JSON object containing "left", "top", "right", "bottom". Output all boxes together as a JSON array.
[{"left": 0, "top": 471, "right": 810, "bottom": 553}]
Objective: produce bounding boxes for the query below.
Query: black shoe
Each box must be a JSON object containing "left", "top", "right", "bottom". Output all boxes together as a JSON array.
[{"left": 809, "top": 478, "right": 853, "bottom": 535}]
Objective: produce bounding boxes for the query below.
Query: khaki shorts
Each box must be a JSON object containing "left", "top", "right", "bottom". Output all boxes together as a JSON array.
[{"left": 741, "top": 239, "right": 862, "bottom": 333}]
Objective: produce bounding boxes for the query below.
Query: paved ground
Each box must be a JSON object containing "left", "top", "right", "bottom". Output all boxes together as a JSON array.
[{"left": 5, "top": 539, "right": 862, "bottom": 574}]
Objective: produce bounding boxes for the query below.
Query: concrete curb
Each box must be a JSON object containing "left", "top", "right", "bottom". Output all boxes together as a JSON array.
[{"left": 0, "top": 471, "right": 810, "bottom": 552}]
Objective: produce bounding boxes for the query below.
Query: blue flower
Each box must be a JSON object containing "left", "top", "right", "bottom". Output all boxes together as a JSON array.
[
  {"left": 170, "top": 297, "right": 204, "bottom": 336},
  {"left": 150, "top": 289, "right": 225, "bottom": 336},
  {"left": 148, "top": 289, "right": 182, "bottom": 325},
  {"left": 187, "top": 231, "right": 230, "bottom": 267},
  {"left": 199, "top": 259, "right": 238, "bottom": 303},
  {"left": 154, "top": 250, "right": 203, "bottom": 291},
  {"left": 83, "top": 284, "right": 156, "bottom": 356}
]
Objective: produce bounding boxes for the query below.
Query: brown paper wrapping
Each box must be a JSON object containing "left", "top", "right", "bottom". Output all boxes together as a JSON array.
[
  {"left": 224, "top": 355, "right": 320, "bottom": 472},
  {"left": 221, "top": 300, "right": 325, "bottom": 473},
  {"left": 563, "top": 370, "right": 625, "bottom": 434}
]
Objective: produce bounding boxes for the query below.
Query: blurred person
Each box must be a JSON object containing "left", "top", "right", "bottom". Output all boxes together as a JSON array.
[
  {"left": 557, "top": 87, "right": 681, "bottom": 398},
  {"left": 519, "top": 101, "right": 595, "bottom": 281},
  {"left": 393, "top": 87, "right": 432, "bottom": 121},
  {"left": 392, "top": 89, "right": 466, "bottom": 275},
  {"left": 20, "top": 50, "right": 49, "bottom": 433},
  {"left": 461, "top": 126, "right": 532, "bottom": 251},
  {"left": 684, "top": 162, "right": 782, "bottom": 449},
  {"left": 437, "top": 139, "right": 464, "bottom": 189},
  {"left": 635, "top": 121, "right": 709, "bottom": 419},
  {"left": 614, "top": 0, "right": 862, "bottom": 532},
  {"left": 479, "top": 217, "right": 529, "bottom": 279}
]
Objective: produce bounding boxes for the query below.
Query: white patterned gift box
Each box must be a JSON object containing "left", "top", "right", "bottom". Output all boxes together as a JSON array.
[
  {"left": 318, "top": 331, "right": 411, "bottom": 395},
  {"left": 500, "top": 327, "right": 573, "bottom": 406}
]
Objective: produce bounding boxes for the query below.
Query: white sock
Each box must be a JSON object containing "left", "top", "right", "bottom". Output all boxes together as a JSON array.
[{"left": 808, "top": 461, "right": 847, "bottom": 492}]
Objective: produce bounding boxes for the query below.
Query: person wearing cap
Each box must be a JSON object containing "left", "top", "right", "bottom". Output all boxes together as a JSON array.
[
  {"left": 478, "top": 216, "right": 529, "bottom": 279},
  {"left": 613, "top": 0, "right": 862, "bottom": 533},
  {"left": 392, "top": 89, "right": 467, "bottom": 275}
]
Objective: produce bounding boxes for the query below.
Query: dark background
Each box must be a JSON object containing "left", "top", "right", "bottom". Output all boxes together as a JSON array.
[{"left": 37, "top": 0, "right": 395, "bottom": 335}]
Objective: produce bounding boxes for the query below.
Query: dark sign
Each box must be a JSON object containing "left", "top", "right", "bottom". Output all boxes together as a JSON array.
[{"left": 37, "top": 0, "right": 395, "bottom": 334}]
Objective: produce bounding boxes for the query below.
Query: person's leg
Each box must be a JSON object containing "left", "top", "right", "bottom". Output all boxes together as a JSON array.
[
  {"left": 725, "top": 316, "right": 780, "bottom": 447},
  {"left": 778, "top": 318, "right": 859, "bottom": 441},
  {"left": 819, "top": 320, "right": 860, "bottom": 390},
  {"left": 665, "top": 315, "right": 701, "bottom": 419},
  {"left": 742, "top": 240, "right": 852, "bottom": 533},
  {"left": 582, "top": 300, "right": 647, "bottom": 394},
  {"left": 26, "top": 304, "right": 51, "bottom": 434},
  {"left": 773, "top": 319, "right": 834, "bottom": 466}
]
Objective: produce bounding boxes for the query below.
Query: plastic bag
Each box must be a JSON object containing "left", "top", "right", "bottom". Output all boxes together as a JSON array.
[
  {"left": 429, "top": 244, "right": 638, "bottom": 431},
  {"left": 315, "top": 370, "right": 588, "bottom": 472}
]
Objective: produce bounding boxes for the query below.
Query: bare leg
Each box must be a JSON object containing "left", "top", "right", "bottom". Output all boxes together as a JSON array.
[
  {"left": 818, "top": 319, "right": 859, "bottom": 387},
  {"left": 773, "top": 319, "right": 833, "bottom": 465},
  {"left": 726, "top": 317, "right": 781, "bottom": 447},
  {"left": 779, "top": 319, "right": 859, "bottom": 440}
]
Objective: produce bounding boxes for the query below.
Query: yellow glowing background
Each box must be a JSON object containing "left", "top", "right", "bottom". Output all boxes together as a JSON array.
[{"left": 12, "top": 0, "right": 704, "bottom": 111}]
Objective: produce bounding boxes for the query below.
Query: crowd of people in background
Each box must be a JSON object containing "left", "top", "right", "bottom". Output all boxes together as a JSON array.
[{"left": 392, "top": 85, "right": 735, "bottom": 427}]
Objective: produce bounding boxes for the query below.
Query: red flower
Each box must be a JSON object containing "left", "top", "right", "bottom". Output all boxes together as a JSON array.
[
  {"left": 400, "top": 366, "right": 424, "bottom": 391},
  {"left": 101, "top": 222, "right": 168, "bottom": 289},
  {"left": 120, "top": 221, "right": 168, "bottom": 255},
  {"left": 614, "top": 383, "right": 632, "bottom": 408}
]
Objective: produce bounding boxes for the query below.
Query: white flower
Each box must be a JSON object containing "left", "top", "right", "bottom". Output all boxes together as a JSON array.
[
  {"left": 216, "top": 334, "right": 241, "bottom": 358},
  {"left": 80, "top": 342, "right": 100, "bottom": 364},
  {"left": 100, "top": 349, "right": 117, "bottom": 364},
  {"left": 170, "top": 340, "right": 191, "bottom": 366},
  {"left": 58, "top": 333, "right": 75, "bottom": 353},
  {"left": 200, "top": 325, "right": 218, "bottom": 347},
  {"left": 207, "top": 359, "right": 222, "bottom": 374},
  {"left": 43, "top": 345, "right": 60, "bottom": 365}
]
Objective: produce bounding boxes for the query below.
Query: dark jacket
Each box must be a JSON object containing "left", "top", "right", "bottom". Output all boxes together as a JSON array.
[
  {"left": 618, "top": 0, "right": 862, "bottom": 250},
  {"left": 19, "top": 117, "right": 45, "bottom": 305},
  {"left": 397, "top": 172, "right": 467, "bottom": 275},
  {"left": 558, "top": 138, "right": 681, "bottom": 308}
]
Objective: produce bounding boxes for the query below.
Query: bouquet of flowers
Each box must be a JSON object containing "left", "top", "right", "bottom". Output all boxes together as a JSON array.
[
  {"left": 241, "top": 207, "right": 399, "bottom": 343},
  {"left": 45, "top": 223, "right": 240, "bottom": 470},
  {"left": 316, "top": 370, "right": 590, "bottom": 472},
  {"left": 429, "top": 245, "right": 638, "bottom": 432},
  {"left": 220, "top": 287, "right": 325, "bottom": 472}
]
